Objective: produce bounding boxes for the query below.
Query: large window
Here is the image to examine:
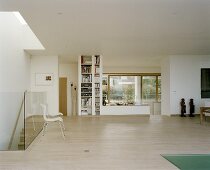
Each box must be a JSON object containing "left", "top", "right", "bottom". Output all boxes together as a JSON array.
[
  {"left": 109, "top": 76, "right": 135, "bottom": 105},
  {"left": 142, "top": 76, "right": 157, "bottom": 103},
  {"left": 157, "top": 76, "right": 161, "bottom": 102},
  {"left": 103, "top": 74, "right": 161, "bottom": 105}
]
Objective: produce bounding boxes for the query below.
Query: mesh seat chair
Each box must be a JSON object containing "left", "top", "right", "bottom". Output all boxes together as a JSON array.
[
  {"left": 203, "top": 101, "right": 210, "bottom": 123},
  {"left": 204, "top": 109, "right": 210, "bottom": 123},
  {"left": 40, "top": 104, "right": 65, "bottom": 139}
]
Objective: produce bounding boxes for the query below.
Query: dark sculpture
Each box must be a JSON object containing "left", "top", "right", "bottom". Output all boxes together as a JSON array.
[
  {"left": 180, "top": 98, "right": 186, "bottom": 117},
  {"left": 189, "top": 99, "right": 195, "bottom": 117},
  {"left": 103, "top": 97, "right": 106, "bottom": 106}
]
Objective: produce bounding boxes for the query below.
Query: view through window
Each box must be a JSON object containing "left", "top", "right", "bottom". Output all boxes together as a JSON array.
[
  {"left": 142, "top": 76, "right": 156, "bottom": 103},
  {"left": 102, "top": 74, "right": 161, "bottom": 106},
  {"left": 109, "top": 76, "right": 135, "bottom": 105}
]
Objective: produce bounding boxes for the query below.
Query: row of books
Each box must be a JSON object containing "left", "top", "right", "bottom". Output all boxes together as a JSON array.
[
  {"left": 81, "top": 88, "right": 92, "bottom": 93},
  {"left": 81, "top": 56, "right": 92, "bottom": 65},
  {"left": 81, "top": 56, "right": 100, "bottom": 65},
  {"left": 95, "top": 55, "right": 100, "bottom": 65},
  {"left": 81, "top": 66, "right": 92, "bottom": 73},
  {"left": 95, "top": 66, "right": 100, "bottom": 74},
  {"left": 82, "top": 75, "right": 92, "bottom": 83},
  {"left": 95, "top": 83, "right": 100, "bottom": 88},
  {"left": 81, "top": 98, "right": 92, "bottom": 107},
  {"left": 81, "top": 83, "right": 92, "bottom": 88}
]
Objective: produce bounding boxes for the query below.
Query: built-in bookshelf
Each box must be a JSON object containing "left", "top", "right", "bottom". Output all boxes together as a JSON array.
[
  {"left": 80, "top": 56, "right": 93, "bottom": 115},
  {"left": 78, "top": 55, "right": 102, "bottom": 116},
  {"left": 94, "top": 55, "right": 101, "bottom": 115}
]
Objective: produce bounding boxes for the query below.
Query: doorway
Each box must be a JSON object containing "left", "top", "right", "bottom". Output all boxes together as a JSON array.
[{"left": 59, "top": 77, "right": 67, "bottom": 116}]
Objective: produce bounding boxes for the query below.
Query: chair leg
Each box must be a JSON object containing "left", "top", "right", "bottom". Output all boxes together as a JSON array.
[
  {"left": 58, "top": 121, "right": 65, "bottom": 139},
  {"left": 62, "top": 122, "right": 65, "bottom": 131},
  {"left": 42, "top": 122, "right": 48, "bottom": 136}
]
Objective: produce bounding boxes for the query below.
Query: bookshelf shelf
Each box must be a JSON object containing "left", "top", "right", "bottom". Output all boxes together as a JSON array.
[
  {"left": 81, "top": 64, "right": 92, "bottom": 66},
  {"left": 81, "top": 73, "right": 92, "bottom": 75}
]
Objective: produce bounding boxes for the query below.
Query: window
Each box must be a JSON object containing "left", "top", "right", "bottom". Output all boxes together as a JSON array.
[
  {"left": 157, "top": 76, "right": 161, "bottom": 102},
  {"left": 142, "top": 76, "right": 157, "bottom": 103},
  {"left": 102, "top": 75, "right": 108, "bottom": 104},
  {"left": 109, "top": 76, "right": 135, "bottom": 105},
  {"left": 103, "top": 74, "right": 161, "bottom": 106}
]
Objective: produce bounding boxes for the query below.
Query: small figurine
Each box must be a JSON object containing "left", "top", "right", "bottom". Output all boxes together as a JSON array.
[
  {"left": 189, "top": 98, "right": 195, "bottom": 117},
  {"left": 180, "top": 98, "right": 186, "bottom": 117},
  {"left": 103, "top": 97, "right": 107, "bottom": 106}
]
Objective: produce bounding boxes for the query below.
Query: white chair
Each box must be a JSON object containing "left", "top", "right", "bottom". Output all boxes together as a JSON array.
[
  {"left": 203, "top": 101, "right": 210, "bottom": 123},
  {"left": 204, "top": 101, "right": 210, "bottom": 107},
  {"left": 40, "top": 104, "right": 65, "bottom": 139},
  {"left": 204, "top": 109, "right": 210, "bottom": 123}
]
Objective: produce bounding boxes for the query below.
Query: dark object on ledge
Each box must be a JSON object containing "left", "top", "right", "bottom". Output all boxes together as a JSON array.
[
  {"left": 180, "top": 98, "right": 186, "bottom": 117},
  {"left": 189, "top": 98, "right": 195, "bottom": 117},
  {"left": 103, "top": 97, "right": 106, "bottom": 106}
]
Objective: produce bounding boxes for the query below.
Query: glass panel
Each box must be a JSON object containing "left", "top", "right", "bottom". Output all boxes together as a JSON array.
[
  {"left": 0, "top": 92, "right": 24, "bottom": 150},
  {"left": 109, "top": 76, "right": 135, "bottom": 105},
  {"left": 0, "top": 91, "right": 46, "bottom": 151},
  {"left": 157, "top": 76, "right": 161, "bottom": 102},
  {"left": 142, "top": 76, "right": 157, "bottom": 103},
  {"left": 24, "top": 92, "right": 46, "bottom": 149}
]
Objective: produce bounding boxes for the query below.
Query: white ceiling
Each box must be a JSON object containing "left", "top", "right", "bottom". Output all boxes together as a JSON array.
[{"left": 1, "top": 0, "right": 210, "bottom": 67}]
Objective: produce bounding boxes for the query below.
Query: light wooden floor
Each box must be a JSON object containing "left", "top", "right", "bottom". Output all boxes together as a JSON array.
[{"left": 1, "top": 115, "right": 210, "bottom": 170}]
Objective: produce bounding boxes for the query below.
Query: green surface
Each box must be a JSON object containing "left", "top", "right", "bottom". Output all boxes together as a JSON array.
[{"left": 162, "top": 154, "right": 210, "bottom": 170}]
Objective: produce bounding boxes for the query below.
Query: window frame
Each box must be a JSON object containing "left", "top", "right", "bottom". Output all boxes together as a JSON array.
[{"left": 104, "top": 73, "right": 161, "bottom": 104}]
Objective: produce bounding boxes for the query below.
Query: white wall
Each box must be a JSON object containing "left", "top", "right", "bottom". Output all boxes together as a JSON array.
[
  {"left": 0, "top": 12, "right": 42, "bottom": 150},
  {"left": 161, "top": 57, "right": 171, "bottom": 115},
  {"left": 161, "top": 55, "right": 210, "bottom": 115},
  {"left": 170, "top": 55, "right": 210, "bottom": 115},
  {"left": 31, "top": 56, "right": 59, "bottom": 115},
  {"left": 59, "top": 63, "right": 78, "bottom": 116},
  {"left": 104, "top": 66, "right": 161, "bottom": 73},
  {"left": 0, "top": 13, "right": 31, "bottom": 92}
]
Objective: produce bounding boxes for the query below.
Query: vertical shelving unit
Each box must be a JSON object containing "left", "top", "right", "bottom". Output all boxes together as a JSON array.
[
  {"left": 78, "top": 55, "right": 102, "bottom": 116},
  {"left": 94, "top": 55, "right": 101, "bottom": 115},
  {"left": 79, "top": 56, "right": 93, "bottom": 115}
]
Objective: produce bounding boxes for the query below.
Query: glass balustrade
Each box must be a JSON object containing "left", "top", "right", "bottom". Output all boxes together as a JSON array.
[
  {"left": 24, "top": 92, "right": 46, "bottom": 149},
  {"left": 0, "top": 91, "right": 46, "bottom": 151}
]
